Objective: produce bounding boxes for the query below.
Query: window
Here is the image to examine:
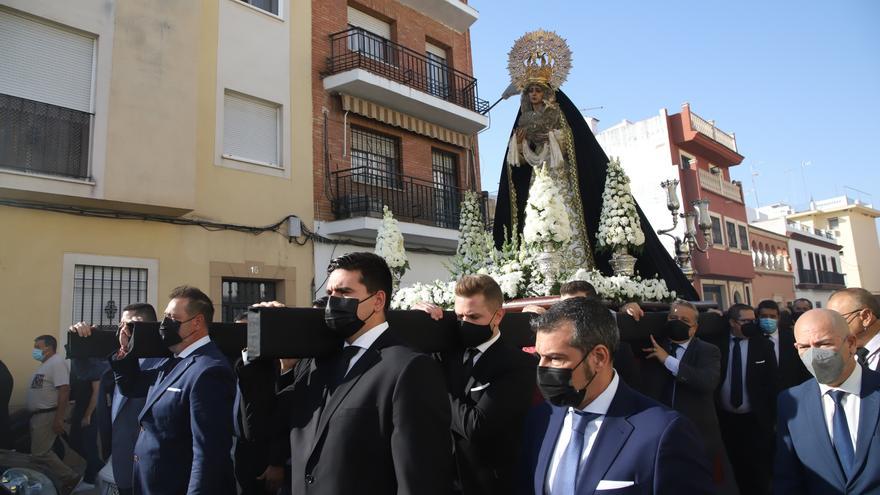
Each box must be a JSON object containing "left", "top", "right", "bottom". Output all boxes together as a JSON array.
[
  {"left": 680, "top": 154, "right": 692, "bottom": 170},
  {"left": 828, "top": 217, "right": 839, "bottom": 230},
  {"left": 831, "top": 258, "right": 838, "bottom": 273},
  {"left": 432, "top": 149, "right": 459, "bottom": 228},
  {"left": 223, "top": 91, "right": 281, "bottom": 167},
  {"left": 726, "top": 221, "right": 738, "bottom": 249},
  {"left": 350, "top": 127, "right": 400, "bottom": 188},
  {"left": 738, "top": 225, "right": 749, "bottom": 250},
  {"left": 702, "top": 284, "right": 726, "bottom": 310},
  {"left": 72, "top": 265, "right": 149, "bottom": 328},
  {"left": 239, "top": 0, "right": 279, "bottom": 15},
  {"left": 711, "top": 216, "right": 723, "bottom": 245},
  {"left": 221, "top": 278, "right": 276, "bottom": 323},
  {"left": 347, "top": 8, "right": 391, "bottom": 62},
  {"left": 426, "top": 42, "right": 449, "bottom": 99},
  {"left": 0, "top": 10, "right": 95, "bottom": 179},
  {"left": 820, "top": 255, "right": 828, "bottom": 271},
  {"left": 795, "top": 249, "right": 804, "bottom": 270}
]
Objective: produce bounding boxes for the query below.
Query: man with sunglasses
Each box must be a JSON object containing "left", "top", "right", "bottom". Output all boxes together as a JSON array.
[
  {"left": 109, "top": 286, "right": 236, "bottom": 494},
  {"left": 828, "top": 287, "right": 880, "bottom": 371}
]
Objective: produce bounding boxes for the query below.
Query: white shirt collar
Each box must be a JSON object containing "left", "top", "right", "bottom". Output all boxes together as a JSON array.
[
  {"left": 819, "top": 362, "right": 862, "bottom": 397},
  {"left": 346, "top": 321, "right": 389, "bottom": 350},
  {"left": 578, "top": 370, "right": 619, "bottom": 416},
  {"left": 474, "top": 330, "right": 501, "bottom": 354},
  {"left": 176, "top": 335, "right": 211, "bottom": 359},
  {"left": 863, "top": 330, "right": 880, "bottom": 357}
]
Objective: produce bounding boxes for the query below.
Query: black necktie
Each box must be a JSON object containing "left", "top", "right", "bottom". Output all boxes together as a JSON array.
[
  {"left": 157, "top": 357, "right": 181, "bottom": 382},
  {"left": 856, "top": 347, "right": 869, "bottom": 368},
  {"left": 332, "top": 346, "right": 361, "bottom": 389},
  {"left": 461, "top": 348, "right": 479, "bottom": 391},
  {"left": 731, "top": 338, "right": 743, "bottom": 409}
]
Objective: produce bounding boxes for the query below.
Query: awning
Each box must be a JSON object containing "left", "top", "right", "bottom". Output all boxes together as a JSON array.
[{"left": 340, "top": 94, "right": 470, "bottom": 149}]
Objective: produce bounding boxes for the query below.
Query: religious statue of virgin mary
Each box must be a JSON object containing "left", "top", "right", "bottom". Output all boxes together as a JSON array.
[{"left": 493, "top": 30, "right": 698, "bottom": 299}]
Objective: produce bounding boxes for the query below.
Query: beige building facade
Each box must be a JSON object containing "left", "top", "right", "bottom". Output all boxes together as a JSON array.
[{"left": 0, "top": 0, "right": 313, "bottom": 409}]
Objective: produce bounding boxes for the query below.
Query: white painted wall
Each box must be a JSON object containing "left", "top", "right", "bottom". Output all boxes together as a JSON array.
[{"left": 594, "top": 110, "right": 682, "bottom": 258}]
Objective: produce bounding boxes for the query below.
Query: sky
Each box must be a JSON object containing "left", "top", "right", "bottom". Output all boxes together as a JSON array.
[{"left": 469, "top": 0, "right": 880, "bottom": 214}]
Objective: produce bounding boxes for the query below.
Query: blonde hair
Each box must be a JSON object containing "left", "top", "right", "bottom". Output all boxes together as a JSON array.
[{"left": 455, "top": 275, "right": 504, "bottom": 310}]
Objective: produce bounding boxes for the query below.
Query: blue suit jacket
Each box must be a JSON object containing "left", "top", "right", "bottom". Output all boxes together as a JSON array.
[
  {"left": 519, "top": 380, "right": 714, "bottom": 494},
  {"left": 111, "top": 342, "right": 236, "bottom": 495},
  {"left": 775, "top": 367, "right": 880, "bottom": 495}
]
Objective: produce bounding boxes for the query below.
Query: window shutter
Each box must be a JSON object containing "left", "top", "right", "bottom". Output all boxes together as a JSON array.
[
  {"left": 347, "top": 7, "right": 391, "bottom": 39},
  {"left": 0, "top": 10, "right": 95, "bottom": 113},
  {"left": 425, "top": 42, "right": 447, "bottom": 61},
  {"left": 223, "top": 91, "right": 280, "bottom": 167}
]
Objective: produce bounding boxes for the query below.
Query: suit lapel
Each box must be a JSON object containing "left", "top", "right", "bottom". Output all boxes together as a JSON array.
[
  {"left": 465, "top": 341, "right": 503, "bottom": 393},
  {"left": 850, "top": 370, "right": 880, "bottom": 483},
  {"left": 139, "top": 356, "right": 196, "bottom": 421},
  {"left": 800, "top": 381, "right": 847, "bottom": 487},
  {"left": 535, "top": 406, "right": 566, "bottom": 495},
  {"left": 576, "top": 384, "right": 635, "bottom": 494}
]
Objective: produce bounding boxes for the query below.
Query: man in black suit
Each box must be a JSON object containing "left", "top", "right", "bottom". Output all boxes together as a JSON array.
[
  {"left": 0, "top": 359, "right": 11, "bottom": 450},
  {"left": 642, "top": 300, "right": 737, "bottom": 494},
  {"left": 418, "top": 274, "right": 536, "bottom": 494},
  {"left": 757, "top": 299, "right": 811, "bottom": 391},
  {"left": 273, "top": 252, "right": 453, "bottom": 495},
  {"left": 716, "top": 303, "right": 778, "bottom": 495},
  {"left": 110, "top": 286, "right": 236, "bottom": 494}
]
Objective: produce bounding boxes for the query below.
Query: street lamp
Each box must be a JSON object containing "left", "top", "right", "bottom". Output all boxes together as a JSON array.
[{"left": 657, "top": 179, "right": 713, "bottom": 279}]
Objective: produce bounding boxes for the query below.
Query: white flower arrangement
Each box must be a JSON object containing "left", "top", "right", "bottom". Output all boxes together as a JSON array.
[
  {"left": 596, "top": 158, "right": 645, "bottom": 252},
  {"left": 374, "top": 205, "right": 409, "bottom": 286},
  {"left": 522, "top": 163, "right": 573, "bottom": 251},
  {"left": 448, "top": 191, "right": 493, "bottom": 280},
  {"left": 391, "top": 280, "right": 456, "bottom": 310},
  {"left": 569, "top": 269, "right": 675, "bottom": 304}
]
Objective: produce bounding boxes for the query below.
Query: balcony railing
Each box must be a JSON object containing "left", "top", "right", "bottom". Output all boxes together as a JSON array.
[
  {"left": 785, "top": 220, "right": 836, "bottom": 241},
  {"left": 0, "top": 93, "right": 91, "bottom": 180},
  {"left": 697, "top": 168, "right": 743, "bottom": 203},
  {"left": 327, "top": 27, "right": 489, "bottom": 114},
  {"left": 818, "top": 270, "right": 845, "bottom": 286},
  {"left": 689, "top": 111, "right": 737, "bottom": 152},
  {"left": 332, "top": 166, "right": 487, "bottom": 230},
  {"left": 797, "top": 268, "right": 818, "bottom": 285}
]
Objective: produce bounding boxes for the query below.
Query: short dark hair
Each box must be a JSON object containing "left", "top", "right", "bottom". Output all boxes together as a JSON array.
[
  {"left": 455, "top": 274, "right": 504, "bottom": 310},
  {"left": 560, "top": 280, "right": 597, "bottom": 298},
  {"left": 533, "top": 297, "right": 618, "bottom": 356},
  {"left": 756, "top": 299, "right": 780, "bottom": 314},
  {"left": 122, "top": 302, "right": 158, "bottom": 322},
  {"left": 168, "top": 285, "right": 214, "bottom": 323},
  {"left": 312, "top": 296, "right": 329, "bottom": 309},
  {"left": 35, "top": 335, "right": 57, "bottom": 352},
  {"left": 233, "top": 312, "right": 249, "bottom": 323},
  {"left": 793, "top": 298, "right": 813, "bottom": 310},
  {"left": 726, "top": 303, "right": 754, "bottom": 322},
  {"left": 328, "top": 252, "right": 393, "bottom": 311}
]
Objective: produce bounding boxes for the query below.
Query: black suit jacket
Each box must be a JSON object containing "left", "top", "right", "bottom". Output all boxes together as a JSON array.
[
  {"left": 770, "top": 324, "right": 811, "bottom": 391},
  {"left": 275, "top": 324, "right": 454, "bottom": 495},
  {"left": 717, "top": 334, "right": 778, "bottom": 431},
  {"left": 438, "top": 336, "right": 536, "bottom": 495}
]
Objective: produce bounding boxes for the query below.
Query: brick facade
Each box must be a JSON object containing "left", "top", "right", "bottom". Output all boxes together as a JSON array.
[{"left": 312, "top": 0, "right": 481, "bottom": 222}]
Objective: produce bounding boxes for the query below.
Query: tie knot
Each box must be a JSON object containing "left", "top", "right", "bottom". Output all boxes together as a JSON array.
[
  {"left": 571, "top": 410, "right": 600, "bottom": 434},
  {"left": 341, "top": 345, "right": 360, "bottom": 361},
  {"left": 828, "top": 389, "right": 848, "bottom": 405},
  {"left": 733, "top": 337, "right": 743, "bottom": 344},
  {"left": 856, "top": 347, "right": 869, "bottom": 362}
]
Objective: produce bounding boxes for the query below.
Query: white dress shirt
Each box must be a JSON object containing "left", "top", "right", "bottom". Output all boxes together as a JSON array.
[
  {"left": 819, "top": 363, "right": 862, "bottom": 451},
  {"left": 175, "top": 335, "right": 211, "bottom": 359},
  {"left": 719, "top": 335, "right": 752, "bottom": 413},
  {"left": 663, "top": 339, "right": 692, "bottom": 376},
  {"left": 466, "top": 330, "right": 501, "bottom": 366},
  {"left": 546, "top": 371, "right": 620, "bottom": 494},
  {"left": 343, "top": 321, "right": 389, "bottom": 374},
  {"left": 861, "top": 331, "right": 880, "bottom": 371}
]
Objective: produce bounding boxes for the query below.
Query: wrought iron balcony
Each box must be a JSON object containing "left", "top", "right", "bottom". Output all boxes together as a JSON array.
[
  {"left": 0, "top": 93, "right": 91, "bottom": 180},
  {"left": 327, "top": 27, "right": 489, "bottom": 114},
  {"left": 797, "top": 268, "right": 818, "bottom": 285},
  {"left": 818, "top": 270, "right": 845, "bottom": 286},
  {"left": 332, "top": 166, "right": 486, "bottom": 230}
]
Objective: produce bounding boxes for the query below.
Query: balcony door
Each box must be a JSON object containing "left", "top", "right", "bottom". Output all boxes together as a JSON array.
[
  {"left": 347, "top": 8, "right": 391, "bottom": 63},
  {"left": 432, "top": 149, "right": 459, "bottom": 228},
  {"left": 426, "top": 42, "right": 449, "bottom": 100}
]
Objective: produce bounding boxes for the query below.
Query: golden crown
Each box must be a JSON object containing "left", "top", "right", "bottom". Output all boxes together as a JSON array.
[{"left": 508, "top": 30, "right": 572, "bottom": 91}]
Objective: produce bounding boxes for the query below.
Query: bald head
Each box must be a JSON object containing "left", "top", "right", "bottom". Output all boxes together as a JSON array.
[
  {"left": 794, "top": 309, "right": 857, "bottom": 387},
  {"left": 828, "top": 287, "right": 880, "bottom": 347}
]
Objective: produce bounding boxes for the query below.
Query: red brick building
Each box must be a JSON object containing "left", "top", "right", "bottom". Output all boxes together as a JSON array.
[{"left": 310, "top": 0, "right": 489, "bottom": 287}]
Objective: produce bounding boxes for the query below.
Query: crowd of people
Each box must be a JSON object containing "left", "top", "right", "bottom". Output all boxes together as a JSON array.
[{"left": 4, "top": 251, "right": 880, "bottom": 494}]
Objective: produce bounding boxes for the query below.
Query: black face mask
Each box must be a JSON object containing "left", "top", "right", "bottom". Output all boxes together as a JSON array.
[
  {"left": 159, "top": 315, "right": 196, "bottom": 348},
  {"left": 536, "top": 350, "right": 597, "bottom": 408},
  {"left": 324, "top": 293, "right": 376, "bottom": 339},
  {"left": 739, "top": 321, "right": 761, "bottom": 339},
  {"left": 458, "top": 318, "right": 495, "bottom": 349},
  {"left": 664, "top": 319, "right": 692, "bottom": 342},
  {"left": 792, "top": 311, "right": 804, "bottom": 322}
]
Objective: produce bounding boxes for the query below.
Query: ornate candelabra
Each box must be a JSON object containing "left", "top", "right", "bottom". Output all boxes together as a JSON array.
[{"left": 657, "top": 179, "right": 713, "bottom": 279}]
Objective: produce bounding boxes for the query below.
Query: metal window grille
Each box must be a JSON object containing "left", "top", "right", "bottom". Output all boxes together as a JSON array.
[
  {"left": 711, "top": 217, "right": 723, "bottom": 245},
  {"left": 737, "top": 225, "right": 748, "bottom": 248},
  {"left": 725, "top": 221, "right": 738, "bottom": 249},
  {"left": 350, "top": 126, "right": 400, "bottom": 188},
  {"left": 221, "top": 279, "right": 277, "bottom": 323},
  {"left": 72, "top": 265, "right": 148, "bottom": 328},
  {"left": 432, "top": 149, "right": 459, "bottom": 228}
]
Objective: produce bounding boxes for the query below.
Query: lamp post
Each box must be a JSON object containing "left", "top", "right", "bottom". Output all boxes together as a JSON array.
[{"left": 657, "top": 179, "right": 713, "bottom": 279}]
